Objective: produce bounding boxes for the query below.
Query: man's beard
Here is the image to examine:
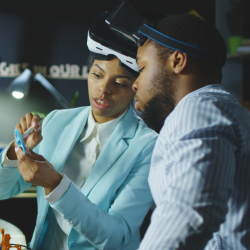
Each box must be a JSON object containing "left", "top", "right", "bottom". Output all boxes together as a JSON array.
[{"left": 140, "top": 71, "right": 175, "bottom": 133}]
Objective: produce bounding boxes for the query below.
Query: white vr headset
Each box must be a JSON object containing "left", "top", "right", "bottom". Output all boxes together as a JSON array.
[{"left": 87, "top": 31, "right": 139, "bottom": 72}]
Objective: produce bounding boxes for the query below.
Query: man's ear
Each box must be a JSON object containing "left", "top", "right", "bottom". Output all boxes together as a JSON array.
[{"left": 168, "top": 50, "right": 188, "bottom": 74}]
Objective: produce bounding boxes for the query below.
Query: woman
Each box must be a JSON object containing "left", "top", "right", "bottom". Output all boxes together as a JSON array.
[{"left": 0, "top": 14, "right": 157, "bottom": 250}]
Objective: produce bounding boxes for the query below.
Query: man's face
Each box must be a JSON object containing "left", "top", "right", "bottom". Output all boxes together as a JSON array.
[{"left": 132, "top": 41, "right": 175, "bottom": 132}]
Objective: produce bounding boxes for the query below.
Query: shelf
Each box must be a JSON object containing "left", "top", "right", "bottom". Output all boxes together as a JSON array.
[{"left": 227, "top": 53, "right": 250, "bottom": 60}]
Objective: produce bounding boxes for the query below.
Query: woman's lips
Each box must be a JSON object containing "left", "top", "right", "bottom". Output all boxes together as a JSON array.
[{"left": 92, "top": 98, "right": 110, "bottom": 109}]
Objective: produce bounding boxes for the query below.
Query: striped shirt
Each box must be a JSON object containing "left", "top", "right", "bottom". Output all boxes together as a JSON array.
[{"left": 139, "top": 84, "right": 250, "bottom": 250}]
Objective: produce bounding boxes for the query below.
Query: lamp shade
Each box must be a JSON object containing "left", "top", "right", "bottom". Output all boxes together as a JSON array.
[
  {"left": 8, "top": 69, "right": 69, "bottom": 108},
  {"left": 8, "top": 69, "right": 33, "bottom": 99}
]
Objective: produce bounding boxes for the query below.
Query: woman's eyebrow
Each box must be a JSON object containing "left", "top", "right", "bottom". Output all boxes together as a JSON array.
[
  {"left": 93, "top": 64, "right": 104, "bottom": 72},
  {"left": 93, "top": 63, "right": 132, "bottom": 80},
  {"left": 115, "top": 75, "right": 131, "bottom": 79}
]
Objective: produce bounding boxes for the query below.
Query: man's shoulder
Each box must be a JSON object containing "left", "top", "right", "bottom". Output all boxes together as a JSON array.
[
  {"left": 162, "top": 85, "right": 246, "bottom": 138},
  {"left": 174, "top": 85, "right": 239, "bottom": 117}
]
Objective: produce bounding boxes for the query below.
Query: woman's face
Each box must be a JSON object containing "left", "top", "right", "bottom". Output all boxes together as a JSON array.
[{"left": 88, "top": 57, "right": 135, "bottom": 123}]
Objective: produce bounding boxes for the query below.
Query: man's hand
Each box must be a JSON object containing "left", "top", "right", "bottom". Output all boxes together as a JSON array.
[{"left": 15, "top": 147, "right": 62, "bottom": 195}]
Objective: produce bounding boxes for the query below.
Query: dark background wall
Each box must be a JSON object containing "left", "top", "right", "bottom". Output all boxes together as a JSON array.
[{"left": 216, "top": 0, "right": 250, "bottom": 109}]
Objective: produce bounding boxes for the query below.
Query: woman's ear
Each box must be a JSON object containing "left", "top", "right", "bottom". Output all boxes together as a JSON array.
[{"left": 168, "top": 50, "right": 188, "bottom": 74}]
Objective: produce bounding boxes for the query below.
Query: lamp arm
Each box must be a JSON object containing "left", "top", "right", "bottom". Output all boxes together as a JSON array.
[{"left": 34, "top": 73, "right": 70, "bottom": 109}]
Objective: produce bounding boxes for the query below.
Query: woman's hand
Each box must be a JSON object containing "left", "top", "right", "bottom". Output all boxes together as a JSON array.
[
  {"left": 15, "top": 148, "right": 62, "bottom": 195},
  {"left": 7, "top": 113, "right": 43, "bottom": 160},
  {"left": 16, "top": 112, "right": 43, "bottom": 149}
]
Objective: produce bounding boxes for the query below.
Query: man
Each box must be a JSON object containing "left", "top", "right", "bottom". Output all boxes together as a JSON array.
[
  {"left": 128, "top": 13, "right": 250, "bottom": 250},
  {"left": 133, "top": 13, "right": 250, "bottom": 250}
]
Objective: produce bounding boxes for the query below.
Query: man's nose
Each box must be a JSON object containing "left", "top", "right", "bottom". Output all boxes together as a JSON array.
[{"left": 132, "top": 80, "right": 138, "bottom": 92}]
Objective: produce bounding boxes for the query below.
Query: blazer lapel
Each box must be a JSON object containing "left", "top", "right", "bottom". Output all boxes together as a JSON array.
[
  {"left": 82, "top": 106, "right": 138, "bottom": 196},
  {"left": 51, "top": 107, "right": 90, "bottom": 171}
]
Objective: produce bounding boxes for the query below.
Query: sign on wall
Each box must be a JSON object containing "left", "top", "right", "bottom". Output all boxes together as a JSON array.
[{"left": 0, "top": 61, "right": 88, "bottom": 80}]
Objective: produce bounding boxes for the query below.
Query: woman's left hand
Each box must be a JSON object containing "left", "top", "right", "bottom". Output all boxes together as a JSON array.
[{"left": 15, "top": 147, "right": 63, "bottom": 194}]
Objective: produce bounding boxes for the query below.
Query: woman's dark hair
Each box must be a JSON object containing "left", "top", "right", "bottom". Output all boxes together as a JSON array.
[{"left": 87, "top": 52, "right": 138, "bottom": 77}]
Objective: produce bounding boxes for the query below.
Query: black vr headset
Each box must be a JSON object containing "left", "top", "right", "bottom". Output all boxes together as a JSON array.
[
  {"left": 105, "top": 1, "right": 209, "bottom": 58},
  {"left": 87, "top": 11, "right": 139, "bottom": 72}
]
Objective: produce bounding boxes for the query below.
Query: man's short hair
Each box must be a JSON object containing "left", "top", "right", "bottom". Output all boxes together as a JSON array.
[{"left": 153, "top": 13, "right": 227, "bottom": 81}]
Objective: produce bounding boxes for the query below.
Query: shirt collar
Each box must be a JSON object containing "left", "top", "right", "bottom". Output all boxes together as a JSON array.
[
  {"left": 80, "top": 109, "right": 128, "bottom": 147},
  {"left": 80, "top": 111, "right": 96, "bottom": 143}
]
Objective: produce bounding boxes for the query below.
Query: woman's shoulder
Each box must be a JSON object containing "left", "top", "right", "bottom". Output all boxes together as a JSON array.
[
  {"left": 41, "top": 106, "right": 90, "bottom": 129},
  {"left": 124, "top": 108, "right": 158, "bottom": 138},
  {"left": 129, "top": 113, "right": 158, "bottom": 147},
  {"left": 44, "top": 106, "right": 89, "bottom": 121}
]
